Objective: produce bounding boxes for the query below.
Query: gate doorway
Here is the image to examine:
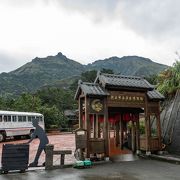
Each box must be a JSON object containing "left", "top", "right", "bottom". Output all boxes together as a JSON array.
[{"left": 108, "top": 107, "right": 144, "bottom": 156}]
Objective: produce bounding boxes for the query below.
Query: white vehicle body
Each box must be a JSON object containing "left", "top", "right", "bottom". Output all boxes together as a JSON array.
[{"left": 0, "top": 110, "right": 45, "bottom": 142}]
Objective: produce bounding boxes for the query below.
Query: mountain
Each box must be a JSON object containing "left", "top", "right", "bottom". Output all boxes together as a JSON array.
[
  {"left": 0, "top": 52, "right": 168, "bottom": 96},
  {"left": 0, "top": 52, "right": 85, "bottom": 96},
  {"left": 87, "top": 56, "right": 167, "bottom": 76}
]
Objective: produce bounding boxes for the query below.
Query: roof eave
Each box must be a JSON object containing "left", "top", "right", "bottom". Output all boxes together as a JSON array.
[
  {"left": 148, "top": 98, "right": 165, "bottom": 101},
  {"left": 74, "top": 85, "right": 82, "bottom": 100},
  {"left": 104, "top": 84, "right": 153, "bottom": 91}
]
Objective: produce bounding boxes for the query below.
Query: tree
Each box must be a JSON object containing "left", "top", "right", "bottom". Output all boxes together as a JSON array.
[
  {"left": 145, "top": 74, "right": 158, "bottom": 85},
  {"left": 38, "top": 105, "right": 63, "bottom": 129},
  {"left": 13, "top": 93, "right": 42, "bottom": 112},
  {"left": 81, "top": 70, "right": 97, "bottom": 82},
  {"left": 157, "top": 60, "right": 180, "bottom": 97},
  {"left": 101, "top": 68, "right": 114, "bottom": 74}
]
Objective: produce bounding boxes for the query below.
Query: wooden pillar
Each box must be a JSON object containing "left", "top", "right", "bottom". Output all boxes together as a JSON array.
[
  {"left": 145, "top": 95, "right": 151, "bottom": 153},
  {"left": 120, "top": 119, "right": 124, "bottom": 149},
  {"left": 85, "top": 96, "right": 90, "bottom": 158},
  {"left": 93, "top": 115, "right": 96, "bottom": 138},
  {"left": 145, "top": 115, "right": 151, "bottom": 152},
  {"left": 115, "top": 121, "right": 120, "bottom": 146},
  {"left": 78, "top": 97, "right": 83, "bottom": 129},
  {"left": 131, "top": 121, "right": 136, "bottom": 152},
  {"left": 98, "top": 121, "right": 101, "bottom": 138},
  {"left": 157, "top": 102, "right": 162, "bottom": 150},
  {"left": 104, "top": 97, "right": 109, "bottom": 157},
  {"left": 95, "top": 114, "right": 98, "bottom": 138},
  {"left": 136, "top": 119, "right": 140, "bottom": 151}
]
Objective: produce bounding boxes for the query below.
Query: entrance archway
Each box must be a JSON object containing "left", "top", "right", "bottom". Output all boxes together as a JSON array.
[{"left": 75, "top": 72, "right": 164, "bottom": 160}]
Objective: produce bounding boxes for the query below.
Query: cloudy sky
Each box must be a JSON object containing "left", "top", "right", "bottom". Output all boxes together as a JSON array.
[{"left": 0, "top": 0, "right": 180, "bottom": 73}]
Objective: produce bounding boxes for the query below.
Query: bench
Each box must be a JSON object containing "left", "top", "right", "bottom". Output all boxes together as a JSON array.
[{"left": 45, "top": 144, "right": 72, "bottom": 170}]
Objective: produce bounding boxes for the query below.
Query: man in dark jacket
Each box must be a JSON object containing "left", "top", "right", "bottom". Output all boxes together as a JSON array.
[{"left": 28, "top": 118, "right": 49, "bottom": 167}]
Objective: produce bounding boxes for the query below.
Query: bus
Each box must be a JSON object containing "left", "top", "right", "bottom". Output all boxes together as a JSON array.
[{"left": 0, "top": 110, "right": 45, "bottom": 142}]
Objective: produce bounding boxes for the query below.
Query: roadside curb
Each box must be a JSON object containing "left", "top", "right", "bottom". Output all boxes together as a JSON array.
[{"left": 139, "top": 154, "right": 180, "bottom": 165}]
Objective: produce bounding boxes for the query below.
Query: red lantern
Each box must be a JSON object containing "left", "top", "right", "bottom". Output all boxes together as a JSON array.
[
  {"left": 98, "top": 115, "right": 104, "bottom": 123},
  {"left": 115, "top": 113, "right": 121, "bottom": 122},
  {"left": 109, "top": 116, "right": 115, "bottom": 124},
  {"left": 123, "top": 113, "right": 131, "bottom": 122}
]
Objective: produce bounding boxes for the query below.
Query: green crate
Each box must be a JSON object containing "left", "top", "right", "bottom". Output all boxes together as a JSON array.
[
  {"left": 73, "top": 160, "right": 92, "bottom": 168},
  {"left": 84, "top": 160, "right": 92, "bottom": 166},
  {"left": 73, "top": 161, "right": 84, "bottom": 168}
]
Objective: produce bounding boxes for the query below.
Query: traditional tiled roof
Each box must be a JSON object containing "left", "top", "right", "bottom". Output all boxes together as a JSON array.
[
  {"left": 74, "top": 80, "right": 109, "bottom": 100},
  {"left": 95, "top": 72, "right": 154, "bottom": 90},
  {"left": 75, "top": 73, "right": 164, "bottom": 101},
  {"left": 147, "top": 90, "right": 165, "bottom": 100}
]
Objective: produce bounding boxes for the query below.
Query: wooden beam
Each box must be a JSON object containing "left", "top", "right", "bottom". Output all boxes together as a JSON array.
[{"left": 53, "top": 150, "right": 72, "bottom": 155}]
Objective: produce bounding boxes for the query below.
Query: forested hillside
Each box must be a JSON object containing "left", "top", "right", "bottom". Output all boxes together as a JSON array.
[{"left": 0, "top": 52, "right": 168, "bottom": 96}]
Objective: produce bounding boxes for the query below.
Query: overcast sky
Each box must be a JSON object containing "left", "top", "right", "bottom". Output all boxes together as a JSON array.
[{"left": 0, "top": 0, "right": 179, "bottom": 73}]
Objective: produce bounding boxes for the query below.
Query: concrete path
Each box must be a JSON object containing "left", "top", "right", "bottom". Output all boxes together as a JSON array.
[{"left": 0, "top": 159, "right": 180, "bottom": 180}]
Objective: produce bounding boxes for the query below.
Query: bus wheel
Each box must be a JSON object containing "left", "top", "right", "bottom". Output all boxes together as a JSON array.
[{"left": 0, "top": 132, "right": 5, "bottom": 142}]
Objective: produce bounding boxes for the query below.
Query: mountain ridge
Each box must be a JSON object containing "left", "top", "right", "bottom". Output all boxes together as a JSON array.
[{"left": 0, "top": 52, "right": 168, "bottom": 96}]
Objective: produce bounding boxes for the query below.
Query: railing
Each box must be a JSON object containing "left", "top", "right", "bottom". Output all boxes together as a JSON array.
[{"left": 45, "top": 144, "right": 72, "bottom": 170}]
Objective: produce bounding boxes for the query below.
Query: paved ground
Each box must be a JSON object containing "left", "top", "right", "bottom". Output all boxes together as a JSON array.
[
  {"left": 1, "top": 134, "right": 180, "bottom": 179},
  {"left": 0, "top": 158, "right": 180, "bottom": 180},
  {"left": 0, "top": 133, "right": 76, "bottom": 167}
]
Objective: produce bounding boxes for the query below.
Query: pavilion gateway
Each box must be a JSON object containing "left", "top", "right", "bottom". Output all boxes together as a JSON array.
[{"left": 74, "top": 72, "right": 164, "bottom": 159}]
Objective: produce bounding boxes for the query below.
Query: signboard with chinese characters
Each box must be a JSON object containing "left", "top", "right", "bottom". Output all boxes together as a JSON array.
[{"left": 107, "top": 91, "right": 146, "bottom": 107}]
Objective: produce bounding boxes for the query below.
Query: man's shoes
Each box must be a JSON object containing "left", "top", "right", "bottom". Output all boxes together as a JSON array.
[{"left": 29, "top": 162, "right": 38, "bottom": 167}]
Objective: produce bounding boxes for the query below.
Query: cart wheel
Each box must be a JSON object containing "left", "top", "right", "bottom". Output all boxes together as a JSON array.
[
  {"left": 3, "top": 171, "right": 8, "bottom": 174},
  {"left": 20, "top": 169, "right": 26, "bottom": 173}
]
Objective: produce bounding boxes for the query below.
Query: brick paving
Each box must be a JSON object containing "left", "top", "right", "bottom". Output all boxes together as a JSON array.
[{"left": 0, "top": 133, "right": 76, "bottom": 167}]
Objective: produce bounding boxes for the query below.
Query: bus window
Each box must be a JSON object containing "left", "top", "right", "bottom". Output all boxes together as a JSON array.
[
  {"left": 32, "top": 116, "right": 35, "bottom": 121},
  {"left": 36, "top": 116, "right": 39, "bottom": 122},
  {"left": 39, "top": 116, "right": 43, "bottom": 121},
  {"left": 12, "top": 116, "right": 17, "bottom": 122},
  {"left": 18, "top": 116, "right": 22, "bottom": 122},
  {"left": 28, "top": 116, "right": 32, "bottom": 122},
  {"left": 22, "top": 116, "right": 26, "bottom": 122},
  {"left": 4, "top": 115, "right": 11, "bottom": 122},
  {"left": 0, "top": 115, "right": 2, "bottom": 122}
]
